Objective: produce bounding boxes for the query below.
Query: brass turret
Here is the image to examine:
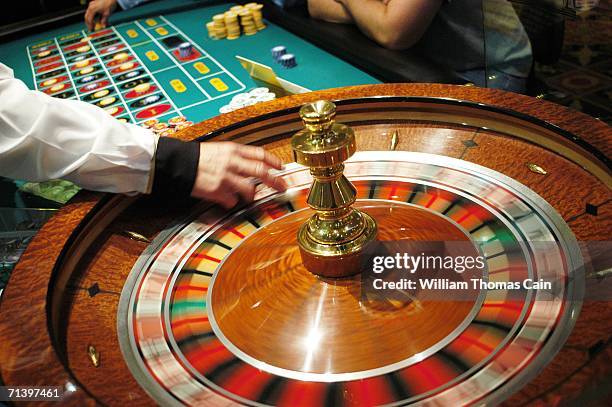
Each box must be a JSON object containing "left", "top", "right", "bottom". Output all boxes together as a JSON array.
[{"left": 292, "top": 100, "right": 377, "bottom": 278}]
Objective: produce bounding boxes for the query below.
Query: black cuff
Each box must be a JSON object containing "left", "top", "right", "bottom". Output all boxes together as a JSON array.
[{"left": 151, "top": 137, "right": 200, "bottom": 199}]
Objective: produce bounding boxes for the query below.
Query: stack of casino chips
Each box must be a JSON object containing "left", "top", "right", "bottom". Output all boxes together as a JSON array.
[
  {"left": 178, "top": 42, "right": 194, "bottom": 58},
  {"left": 218, "top": 87, "right": 276, "bottom": 114},
  {"left": 279, "top": 54, "right": 297, "bottom": 68},
  {"left": 206, "top": 22, "right": 216, "bottom": 39},
  {"left": 211, "top": 14, "right": 227, "bottom": 39},
  {"left": 97, "top": 90, "right": 117, "bottom": 108},
  {"left": 224, "top": 12, "right": 240, "bottom": 40},
  {"left": 245, "top": 3, "right": 266, "bottom": 30},
  {"left": 271, "top": 46, "right": 286, "bottom": 60},
  {"left": 270, "top": 45, "right": 297, "bottom": 68},
  {"left": 238, "top": 9, "right": 257, "bottom": 36},
  {"left": 140, "top": 116, "right": 194, "bottom": 137},
  {"left": 271, "top": 45, "right": 297, "bottom": 69},
  {"left": 206, "top": 3, "right": 266, "bottom": 40}
]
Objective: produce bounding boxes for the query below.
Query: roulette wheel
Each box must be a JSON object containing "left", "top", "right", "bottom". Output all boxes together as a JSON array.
[{"left": 0, "top": 84, "right": 610, "bottom": 406}]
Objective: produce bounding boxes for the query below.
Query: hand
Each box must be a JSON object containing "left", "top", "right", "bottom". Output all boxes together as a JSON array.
[
  {"left": 191, "top": 142, "right": 288, "bottom": 208},
  {"left": 85, "top": 0, "right": 118, "bottom": 31}
]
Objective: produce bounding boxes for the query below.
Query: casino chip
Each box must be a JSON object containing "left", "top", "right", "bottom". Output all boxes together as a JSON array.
[
  {"left": 178, "top": 42, "right": 193, "bottom": 58},
  {"left": 42, "top": 78, "right": 58, "bottom": 87},
  {"left": 115, "top": 69, "right": 143, "bottom": 82},
  {"left": 279, "top": 53, "right": 297, "bottom": 68},
  {"left": 93, "top": 89, "right": 110, "bottom": 99},
  {"left": 239, "top": 10, "right": 257, "bottom": 36},
  {"left": 272, "top": 47, "right": 297, "bottom": 68},
  {"left": 122, "top": 78, "right": 150, "bottom": 90},
  {"left": 174, "top": 122, "right": 194, "bottom": 131},
  {"left": 139, "top": 117, "right": 192, "bottom": 137},
  {"left": 49, "top": 83, "right": 66, "bottom": 93},
  {"left": 144, "top": 95, "right": 161, "bottom": 104},
  {"left": 79, "top": 67, "right": 95, "bottom": 75},
  {"left": 225, "top": 12, "right": 240, "bottom": 40},
  {"left": 141, "top": 118, "right": 159, "bottom": 128},
  {"left": 139, "top": 119, "right": 185, "bottom": 137},
  {"left": 168, "top": 116, "right": 187, "bottom": 126},
  {"left": 246, "top": 3, "right": 266, "bottom": 30},
  {"left": 104, "top": 46, "right": 120, "bottom": 54},
  {"left": 119, "top": 61, "right": 135, "bottom": 71},
  {"left": 160, "top": 129, "right": 176, "bottom": 137},
  {"left": 212, "top": 14, "right": 227, "bottom": 39},
  {"left": 98, "top": 96, "right": 117, "bottom": 107},
  {"left": 79, "top": 75, "right": 97, "bottom": 83},
  {"left": 130, "top": 94, "right": 163, "bottom": 109},
  {"left": 105, "top": 106, "right": 120, "bottom": 116},
  {"left": 218, "top": 87, "right": 276, "bottom": 114},
  {"left": 74, "top": 60, "right": 90, "bottom": 68},
  {"left": 113, "top": 52, "right": 129, "bottom": 61},
  {"left": 271, "top": 45, "right": 286, "bottom": 61},
  {"left": 82, "top": 82, "right": 101, "bottom": 92},
  {"left": 206, "top": 22, "right": 215, "bottom": 38},
  {"left": 153, "top": 122, "right": 169, "bottom": 131},
  {"left": 250, "top": 87, "right": 269, "bottom": 96},
  {"left": 134, "top": 83, "right": 152, "bottom": 94}
]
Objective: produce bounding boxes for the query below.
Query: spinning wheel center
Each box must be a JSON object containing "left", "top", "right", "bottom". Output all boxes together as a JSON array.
[{"left": 209, "top": 202, "right": 482, "bottom": 380}]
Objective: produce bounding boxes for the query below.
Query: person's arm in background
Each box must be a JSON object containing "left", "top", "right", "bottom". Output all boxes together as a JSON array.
[
  {"left": 0, "top": 63, "right": 286, "bottom": 208},
  {"left": 85, "top": 0, "right": 152, "bottom": 31},
  {"left": 333, "top": 0, "right": 443, "bottom": 50},
  {"left": 307, "top": 0, "right": 353, "bottom": 24}
]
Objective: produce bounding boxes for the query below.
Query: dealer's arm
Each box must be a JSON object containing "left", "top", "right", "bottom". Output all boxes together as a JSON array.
[{"left": 0, "top": 63, "right": 286, "bottom": 208}]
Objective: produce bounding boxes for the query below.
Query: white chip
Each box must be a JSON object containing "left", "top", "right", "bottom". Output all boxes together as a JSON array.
[
  {"left": 231, "top": 93, "right": 251, "bottom": 104},
  {"left": 219, "top": 105, "right": 234, "bottom": 114},
  {"left": 258, "top": 93, "right": 276, "bottom": 102}
]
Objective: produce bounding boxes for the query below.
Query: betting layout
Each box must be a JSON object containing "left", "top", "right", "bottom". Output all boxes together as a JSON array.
[{"left": 27, "top": 15, "right": 245, "bottom": 125}]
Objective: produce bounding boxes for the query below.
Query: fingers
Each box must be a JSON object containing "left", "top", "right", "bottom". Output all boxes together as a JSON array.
[
  {"left": 230, "top": 159, "right": 287, "bottom": 192},
  {"left": 224, "top": 174, "right": 257, "bottom": 202},
  {"left": 190, "top": 142, "right": 287, "bottom": 207},
  {"left": 192, "top": 187, "right": 239, "bottom": 209},
  {"left": 211, "top": 192, "right": 239, "bottom": 209},
  {"left": 101, "top": 10, "right": 111, "bottom": 28},
  {"left": 85, "top": 7, "right": 95, "bottom": 31},
  {"left": 236, "top": 144, "right": 283, "bottom": 169}
]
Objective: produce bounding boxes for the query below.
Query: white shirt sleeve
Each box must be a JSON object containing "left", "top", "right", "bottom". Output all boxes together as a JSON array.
[{"left": 0, "top": 63, "right": 158, "bottom": 194}]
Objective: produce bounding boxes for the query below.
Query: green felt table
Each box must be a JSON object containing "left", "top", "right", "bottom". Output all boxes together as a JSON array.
[{"left": 0, "top": 0, "right": 379, "bottom": 124}]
